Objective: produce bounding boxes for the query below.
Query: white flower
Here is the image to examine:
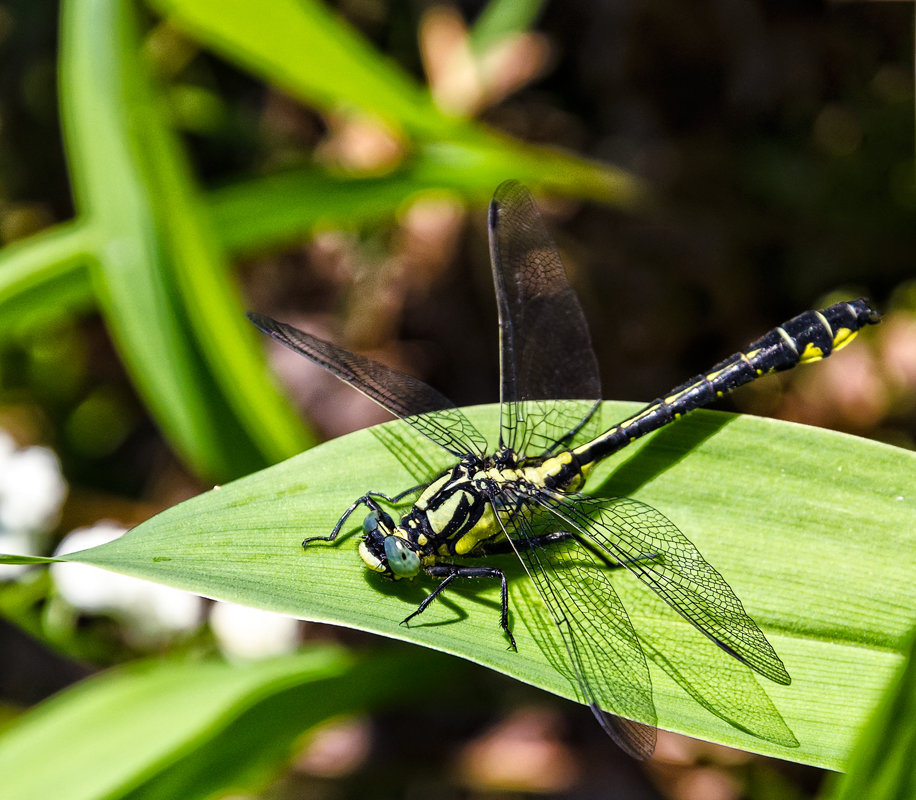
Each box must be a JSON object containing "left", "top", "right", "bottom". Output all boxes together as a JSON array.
[
  {"left": 52, "top": 523, "right": 204, "bottom": 642},
  {"left": 0, "top": 431, "right": 67, "bottom": 580},
  {"left": 210, "top": 600, "right": 300, "bottom": 660}
]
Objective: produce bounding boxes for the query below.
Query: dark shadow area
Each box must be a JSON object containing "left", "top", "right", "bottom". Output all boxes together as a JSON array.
[
  {"left": 0, "top": 617, "right": 91, "bottom": 705},
  {"left": 594, "top": 410, "right": 736, "bottom": 499},
  {"left": 370, "top": 421, "right": 456, "bottom": 486}
]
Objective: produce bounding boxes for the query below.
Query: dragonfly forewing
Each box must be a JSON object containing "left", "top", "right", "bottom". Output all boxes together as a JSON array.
[
  {"left": 247, "top": 312, "right": 488, "bottom": 457},
  {"left": 488, "top": 181, "right": 602, "bottom": 457}
]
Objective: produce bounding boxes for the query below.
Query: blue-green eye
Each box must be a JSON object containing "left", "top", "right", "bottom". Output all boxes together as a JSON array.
[
  {"left": 384, "top": 536, "right": 420, "bottom": 578},
  {"left": 363, "top": 509, "right": 394, "bottom": 536},
  {"left": 363, "top": 511, "right": 380, "bottom": 535}
]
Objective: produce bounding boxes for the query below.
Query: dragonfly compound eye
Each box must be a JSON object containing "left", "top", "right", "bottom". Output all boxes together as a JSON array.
[
  {"left": 363, "top": 509, "right": 395, "bottom": 536},
  {"left": 363, "top": 510, "right": 381, "bottom": 535},
  {"left": 384, "top": 536, "right": 421, "bottom": 579}
]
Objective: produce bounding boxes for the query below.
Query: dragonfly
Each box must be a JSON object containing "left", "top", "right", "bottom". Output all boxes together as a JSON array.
[{"left": 248, "top": 181, "right": 880, "bottom": 759}]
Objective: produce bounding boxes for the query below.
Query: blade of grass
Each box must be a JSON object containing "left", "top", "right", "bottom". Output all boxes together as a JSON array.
[
  {"left": 99, "top": 7, "right": 315, "bottom": 464},
  {"left": 0, "top": 645, "right": 454, "bottom": 800},
  {"left": 821, "top": 626, "right": 916, "bottom": 799},
  {"left": 209, "top": 151, "right": 644, "bottom": 256},
  {"left": 149, "top": 0, "right": 454, "bottom": 138},
  {"left": 61, "top": 0, "right": 253, "bottom": 477},
  {"left": 0, "top": 221, "right": 95, "bottom": 336},
  {"left": 469, "top": 0, "right": 548, "bottom": 54},
  {"left": 3, "top": 405, "right": 912, "bottom": 767},
  {"left": 122, "top": 648, "right": 456, "bottom": 800},
  {"left": 60, "top": 0, "right": 310, "bottom": 478}
]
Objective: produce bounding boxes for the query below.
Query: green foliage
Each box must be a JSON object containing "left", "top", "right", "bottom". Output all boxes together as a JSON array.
[
  {"left": 0, "top": 1, "right": 912, "bottom": 796},
  {"left": 0, "top": 0, "right": 640, "bottom": 482},
  {"left": 5, "top": 405, "right": 913, "bottom": 769},
  {"left": 58, "top": 0, "right": 303, "bottom": 479},
  {"left": 822, "top": 627, "right": 916, "bottom": 800},
  {"left": 0, "top": 645, "right": 456, "bottom": 800}
]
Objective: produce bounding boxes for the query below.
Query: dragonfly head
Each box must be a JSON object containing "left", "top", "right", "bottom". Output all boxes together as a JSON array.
[{"left": 358, "top": 509, "right": 421, "bottom": 580}]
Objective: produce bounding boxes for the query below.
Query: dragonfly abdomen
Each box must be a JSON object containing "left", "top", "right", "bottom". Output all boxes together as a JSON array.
[{"left": 576, "top": 298, "right": 880, "bottom": 465}]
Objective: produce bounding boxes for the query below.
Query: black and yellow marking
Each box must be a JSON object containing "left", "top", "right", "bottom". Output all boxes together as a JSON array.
[
  {"left": 573, "top": 298, "right": 880, "bottom": 466},
  {"left": 248, "top": 181, "right": 880, "bottom": 760}
]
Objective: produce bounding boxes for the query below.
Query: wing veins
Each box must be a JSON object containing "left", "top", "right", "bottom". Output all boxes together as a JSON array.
[
  {"left": 532, "top": 493, "right": 791, "bottom": 686},
  {"left": 488, "top": 181, "right": 602, "bottom": 456},
  {"left": 247, "top": 312, "right": 486, "bottom": 456},
  {"left": 494, "top": 489, "right": 657, "bottom": 759}
]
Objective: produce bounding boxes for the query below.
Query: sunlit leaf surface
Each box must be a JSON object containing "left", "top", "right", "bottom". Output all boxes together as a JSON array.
[{"left": 4, "top": 404, "right": 913, "bottom": 768}]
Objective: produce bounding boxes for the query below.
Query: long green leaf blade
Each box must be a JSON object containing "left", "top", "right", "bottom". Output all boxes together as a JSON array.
[
  {"left": 5, "top": 406, "right": 910, "bottom": 767},
  {"left": 822, "top": 627, "right": 916, "bottom": 799},
  {"left": 0, "top": 646, "right": 453, "bottom": 800},
  {"left": 150, "top": 0, "right": 450, "bottom": 137},
  {"left": 209, "top": 154, "right": 644, "bottom": 256},
  {"left": 0, "top": 221, "right": 95, "bottom": 336},
  {"left": 0, "top": 651, "right": 344, "bottom": 800},
  {"left": 60, "top": 0, "right": 247, "bottom": 477},
  {"left": 59, "top": 0, "right": 310, "bottom": 478}
]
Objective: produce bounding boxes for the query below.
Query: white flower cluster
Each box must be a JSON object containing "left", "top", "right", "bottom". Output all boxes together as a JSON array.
[
  {"left": 0, "top": 427, "right": 300, "bottom": 658},
  {"left": 0, "top": 431, "right": 67, "bottom": 579}
]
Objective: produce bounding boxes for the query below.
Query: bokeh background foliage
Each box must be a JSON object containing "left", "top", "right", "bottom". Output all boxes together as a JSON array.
[
  {"left": 0, "top": 0, "right": 914, "bottom": 798},
  {"left": 0, "top": 0, "right": 638, "bottom": 482}
]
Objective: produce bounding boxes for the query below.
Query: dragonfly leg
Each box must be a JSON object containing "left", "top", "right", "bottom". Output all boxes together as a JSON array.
[
  {"left": 305, "top": 483, "right": 430, "bottom": 548},
  {"left": 302, "top": 491, "right": 398, "bottom": 547},
  {"left": 406, "top": 564, "right": 518, "bottom": 651}
]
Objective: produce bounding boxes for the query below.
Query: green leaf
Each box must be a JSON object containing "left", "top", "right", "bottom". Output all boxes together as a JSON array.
[
  {"left": 0, "top": 222, "right": 95, "bottom": 337},
  {"left": 59, "top": 0, "right": 310, "bottom": 480},
  {"left": 209, "top": 154, "right": 643, "bottom": 257},
  {"left": 60, "top": 0, "right": 243, "bottom": 478},
  {"left": 0, "top": 646, "right": 454, "bottom": 800},
  {"left": 148, "top": 0, "right": 453, "bottom": 138},
  {"left": 470, "top": 0, "right": 547, "bottom": 54},
  {"left": 11, "top": 404, "right": 912, "bottom": 768},
  {"left": 0, "top": 555, "right": 63, "bottom": 565},
  {"left": 821, "top": 626, "right": 916, "bottom": 799}
]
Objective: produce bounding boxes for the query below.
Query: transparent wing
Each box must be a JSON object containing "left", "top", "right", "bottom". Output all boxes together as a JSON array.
[
  {"left": 488, "top": 181, "right": 602, "bottom": 457},
  {"left": 495, "top": 491, "right": 657, "bottom": 759},
  {"left": 534, "top": 493, "right": 792, "bottom": 686},
  {"left": 247, "top": 313, "right": 487, "bottom": 457}
]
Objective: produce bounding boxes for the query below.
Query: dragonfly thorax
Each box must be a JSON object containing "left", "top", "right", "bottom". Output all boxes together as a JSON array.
[{"left": 357, "top": 448, "right": 590, "bottom": 580}]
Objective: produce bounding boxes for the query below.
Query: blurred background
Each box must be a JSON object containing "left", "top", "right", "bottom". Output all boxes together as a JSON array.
[{"left": 0, "top": 0, "right": 913, "bottom": 798}]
